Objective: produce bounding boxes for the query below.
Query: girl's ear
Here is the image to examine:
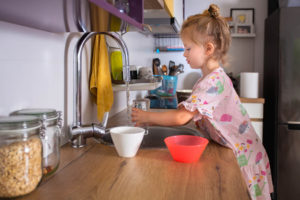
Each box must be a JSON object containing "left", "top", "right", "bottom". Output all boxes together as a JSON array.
[{"left": 205, "top": 42, "right": 215, "bottom": 56}]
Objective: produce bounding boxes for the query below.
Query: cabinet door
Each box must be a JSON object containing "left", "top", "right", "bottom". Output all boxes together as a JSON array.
[
  {"left": 0, "top": 0, "right": 144, "bottom": 32},
  {"left": 174, "top": 0, "right": 183, "bottom": 26},
  {"left": 242, "top": 103, "right": 264, "bottom": 119},
  {"left": 251, "top": 121, "right": 263, "bottom": 141}
]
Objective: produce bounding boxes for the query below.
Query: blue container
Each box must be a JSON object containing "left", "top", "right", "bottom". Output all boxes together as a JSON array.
[
  {"left": 150, "top": 75, "right": 178, "bottom": 97},
  {"left": 161, "top": 75, "right": 178, "bottom": 96},
  {"left": 149, "top": 96, "right": 178, "bottom": 109}
]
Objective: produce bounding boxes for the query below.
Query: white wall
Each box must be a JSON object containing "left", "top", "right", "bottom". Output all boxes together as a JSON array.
[
  {"left": 0, "top": 21, "right": 90, "bottom": 144},
  {"left": 0, "top": 21, "right": 65, "bottom": 115}
]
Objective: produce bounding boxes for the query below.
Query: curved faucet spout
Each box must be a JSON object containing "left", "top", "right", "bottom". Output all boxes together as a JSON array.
[
  {"left": 71, "top": 32, "right": 130, "bottom": 148},
  {"left": 73, "top": 32, "right": 130, "bottom": 127}
]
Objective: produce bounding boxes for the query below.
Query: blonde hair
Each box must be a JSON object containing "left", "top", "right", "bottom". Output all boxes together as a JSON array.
[{"left": 180, "top": 4, "right": 231, "bottom": 65}]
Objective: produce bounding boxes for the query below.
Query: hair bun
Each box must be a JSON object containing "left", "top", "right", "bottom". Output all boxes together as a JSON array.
[{"left": 208, "top": 4, "right": 220, "bottom": 18}]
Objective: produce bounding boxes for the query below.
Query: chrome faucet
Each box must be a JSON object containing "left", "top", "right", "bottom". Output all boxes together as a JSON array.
[{"left": 70, "top": 32, "right": 130, "bottom": 148}]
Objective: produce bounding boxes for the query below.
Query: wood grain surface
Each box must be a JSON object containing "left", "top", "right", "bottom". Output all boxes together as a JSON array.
[
  {"left": 18, "top": 142, "right": 250, "bottom": 200},
  {"left": 240, "top": 98, "right": 265, "bottom": 104}
]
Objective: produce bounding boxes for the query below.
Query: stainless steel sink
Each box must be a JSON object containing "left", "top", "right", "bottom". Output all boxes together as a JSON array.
[{"left": 100, "top": 126, "right": 205, "bottom": 148}]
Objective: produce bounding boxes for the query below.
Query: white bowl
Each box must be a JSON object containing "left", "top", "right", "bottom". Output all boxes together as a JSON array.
[{"left": 110, "top": 126, "right": 145, "bottom": 158}]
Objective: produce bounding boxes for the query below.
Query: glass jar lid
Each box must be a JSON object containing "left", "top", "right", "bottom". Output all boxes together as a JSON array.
[
  {"left": 10, "top": 108, "right": 58, "bottom": 121},
  {"left": 0, "top": 115, "right": 41, "bottom": 138}
]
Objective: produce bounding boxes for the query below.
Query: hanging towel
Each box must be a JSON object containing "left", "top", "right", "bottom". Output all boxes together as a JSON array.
[{"left": 89, "top": 3, "right": 113, "bottom": 122}]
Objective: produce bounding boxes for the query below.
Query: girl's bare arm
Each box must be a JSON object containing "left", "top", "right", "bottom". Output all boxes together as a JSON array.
[{"left": 131, "top": 106, "right": 198, "bottom": 127}]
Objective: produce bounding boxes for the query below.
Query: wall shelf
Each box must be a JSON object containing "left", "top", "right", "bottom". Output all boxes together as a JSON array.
[
  {"left": 155, "top": 47, "right": 184, "bottom": 52},
  {"left": 154, "top": 33, "right": 184, "bottom": 52},
  {"left": 231, "top": 33, "right": 256, "bottom": 38},
  {"left": 144, "top": 0, "right": 164, "bottom": 9},
  {"left": 112, "top": 82, "right": 162, "bottom": 91}
]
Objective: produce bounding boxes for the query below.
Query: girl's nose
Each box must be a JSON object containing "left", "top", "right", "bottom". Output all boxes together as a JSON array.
[{"left": 183, "top": 50, "right": 187, "bottom": 57}]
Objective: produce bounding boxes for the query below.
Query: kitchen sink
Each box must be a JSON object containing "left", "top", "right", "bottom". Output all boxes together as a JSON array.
[{"left": 100, "top": 126, "right": 206, "bottom": 148}]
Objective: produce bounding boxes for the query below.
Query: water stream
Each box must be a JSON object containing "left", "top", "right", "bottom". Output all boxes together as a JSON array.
[{"left": 126, "top": 82, "right": 131, "bottom": 125}]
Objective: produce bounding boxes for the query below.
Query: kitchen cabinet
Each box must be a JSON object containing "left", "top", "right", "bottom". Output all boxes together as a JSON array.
[
  {"left": 150, "top": 0, "right": 184, "bottom": 51},
  {"left": 89, "top": 0, "right": 144, "bottom": 30},
  {"left": 93, "top": 0, "right": 183, "bottom": 33},
  {"left": 0, "top": 0, "right": 90, "bottom": 32},
  {"left": 0, "top": 0, "right": 144, "bottom": 32},
  {"left": 173, "top": 0, "right": 184, "bottom": 26},
  {"left": 144, "top": 0, "right": 175, "bottom": 19},
  {"left": 240, "top": 98, "right": 265, "bottom": 141},
  {"left": 144, "top": 0, "right": 183, "bottom": 34},
  {"left": 0, "top": 0, "right": 184, "bottom": 33}
]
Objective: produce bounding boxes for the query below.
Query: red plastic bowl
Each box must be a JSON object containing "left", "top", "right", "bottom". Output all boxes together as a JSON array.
[{"left": 164, "top": 135, "right": 209, "bottom": 163}]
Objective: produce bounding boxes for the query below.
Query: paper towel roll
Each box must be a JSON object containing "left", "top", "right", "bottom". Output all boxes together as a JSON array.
[{"left": 240, "top": 72, "right": 259, "bottom": 98}]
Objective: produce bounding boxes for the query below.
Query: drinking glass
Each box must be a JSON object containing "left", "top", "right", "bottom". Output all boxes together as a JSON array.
[{"left": 132, "top": 99, "right": 150, "bottom": 135}]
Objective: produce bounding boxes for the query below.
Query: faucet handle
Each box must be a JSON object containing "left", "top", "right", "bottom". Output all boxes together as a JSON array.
[{"left": 101, "top": 112, "right": 109, "bottom": 128}]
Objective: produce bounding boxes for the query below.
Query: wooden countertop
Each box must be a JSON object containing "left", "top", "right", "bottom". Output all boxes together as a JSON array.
[
  {"left": 240, "top": 97, "right": 265, "bottom": 104},
  {"left": 18, "top": 110, "right": 250, "bottom": 200}
]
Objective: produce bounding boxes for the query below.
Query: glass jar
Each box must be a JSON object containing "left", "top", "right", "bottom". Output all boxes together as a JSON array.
[
  {"left": 10, "top": 109, "right": 62, "bottom": 178},
  {"left": 130, "top": 65, "right": 138, "bottom": 79},
  {"left": 133, "top": 98, "right": 150, "bottom": 111},
  {"left": 0, "top": 115, "right": 43, "bottom": 198}
]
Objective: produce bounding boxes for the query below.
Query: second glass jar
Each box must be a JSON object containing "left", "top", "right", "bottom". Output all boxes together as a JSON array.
[{"left": 10, "top": 108, "right": 62, "bottom": 177}]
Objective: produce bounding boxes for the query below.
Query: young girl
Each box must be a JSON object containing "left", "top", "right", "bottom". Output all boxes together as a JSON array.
[{"left": 131, "top": 4, "right": 273, "bottom": 200}]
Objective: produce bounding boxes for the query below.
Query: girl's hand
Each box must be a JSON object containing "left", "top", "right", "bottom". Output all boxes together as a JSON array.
[{"left": 131, "top": 107, "right": 149, "bottom": 127}]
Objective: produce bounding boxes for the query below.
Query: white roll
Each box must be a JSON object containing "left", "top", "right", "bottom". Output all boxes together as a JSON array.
[{"left": 240, "top": 72, "right": 259, "bottom": 98}]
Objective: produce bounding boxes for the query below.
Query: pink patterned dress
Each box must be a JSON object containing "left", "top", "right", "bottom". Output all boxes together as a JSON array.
[{"left": 179, "top": 67, "right": 273, "bottom": 200}]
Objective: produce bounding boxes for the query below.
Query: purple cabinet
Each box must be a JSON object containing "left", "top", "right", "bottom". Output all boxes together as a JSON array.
[
  {"left": 0, "top": 0, "right": 144, "bottom": 32},
  {"left": 89, "top": 0, "right": 144, "bottom": 30}
]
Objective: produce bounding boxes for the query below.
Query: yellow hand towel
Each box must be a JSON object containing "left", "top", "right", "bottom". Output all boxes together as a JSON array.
[
  {"left": 89, "top": 3, "right": 113, "bottom": 122},
  {"left": 90, "top": 35, "right": 113, "bottom": 122}
]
